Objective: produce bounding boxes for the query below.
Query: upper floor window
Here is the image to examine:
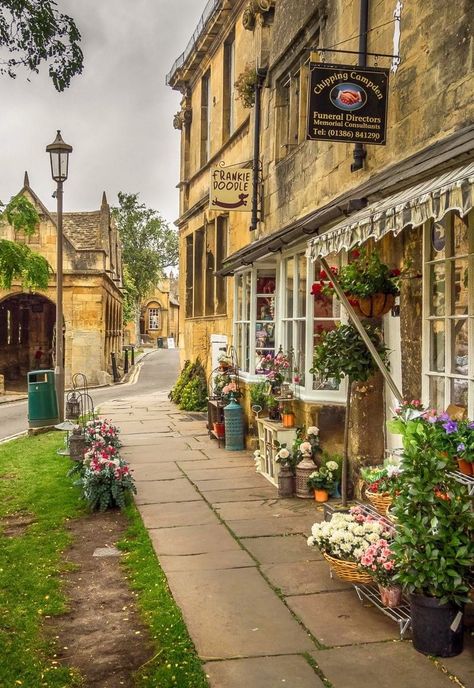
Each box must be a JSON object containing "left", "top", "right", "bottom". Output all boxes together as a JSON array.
[
  {"left": 276, "top": 62, "right": 309, "bottom": 161},
  {"left": 223, "top": 31, "right": 235, "bottom": 141},
  {"left": 423, "top": 211, "right": 473, "bottom": 415},
  {"left": 200, "top": 70, "right": 211, "bottom": 166},
  {"left": 184, "top": 219, "right": 227, "bottom": 320}
]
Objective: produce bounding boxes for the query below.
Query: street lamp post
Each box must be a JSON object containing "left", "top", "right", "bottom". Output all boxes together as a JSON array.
[{"left": 46, "top": 130, "right": 72, "bottom": 421}]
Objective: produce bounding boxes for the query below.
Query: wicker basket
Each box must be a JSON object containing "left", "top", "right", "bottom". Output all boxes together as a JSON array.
[
  {"left": 322, "top": 552, "right": 373, "bottom": 584},
  {"left": 365, "top": 489, "right": 393, "bottom": 515}
]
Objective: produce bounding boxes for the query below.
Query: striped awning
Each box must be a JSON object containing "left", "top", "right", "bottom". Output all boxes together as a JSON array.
[{"left": 307, "top": 161, "right": 474, "bottom": 260}]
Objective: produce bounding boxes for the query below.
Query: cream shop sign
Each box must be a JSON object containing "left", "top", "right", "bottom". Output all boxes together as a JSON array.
[
  {"left": 307, "top": 63, "right": 389, "bottom": 145},
  {"left": 210, "top": 164, "right": 252, "bottom": 212}
]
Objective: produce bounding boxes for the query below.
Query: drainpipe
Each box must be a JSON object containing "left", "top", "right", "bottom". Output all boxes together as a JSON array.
[
  {"left": 250, "top": 70, "right": 266, "bottom": 230},
  {"left": 351, "top": 0, "right": 369, "bottom": 172}
]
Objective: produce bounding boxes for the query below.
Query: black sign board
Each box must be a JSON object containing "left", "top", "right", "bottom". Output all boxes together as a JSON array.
[{"left": 307, "top": 63, "right": 389, "bottom": 145}]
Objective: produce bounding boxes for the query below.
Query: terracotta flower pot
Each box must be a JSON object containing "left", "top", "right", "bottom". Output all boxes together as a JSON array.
[
  {"left": 350, "top": 293, "right": 395, "bottom": 318},
  {"left": 457, "top": 458, "right": 473, "bottom": 476},
  {"left": 213, "top": 422, "right": 225, "bottom": 438},
  {"left": 378, "top": 584, "right": 402, "bottom": 608},
  {"left": 281, "top": 412, "right": 295, "bottom": 428},
  {"left": 314, "top": 488, "right": 329, "bottom": 503}
]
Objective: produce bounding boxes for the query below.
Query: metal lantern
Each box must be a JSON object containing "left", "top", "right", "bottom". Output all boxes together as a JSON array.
[
  {"left": 69, "top": 426, "right": 86, "bottom": 462},
  {"left": 46, "top": 130, "right": 72, "bottom": 182},
  {"left": 54, "top": 419, "right": 76, "bottom": 456},
  {"left": 224, "top": 394, "right": 244, "bottom": 451},
  {"left": 66, "top": 391, "right": 81, "bottom": 421},
  {"left": 295, "top": 445, "right": 316, "bottom": 498}
]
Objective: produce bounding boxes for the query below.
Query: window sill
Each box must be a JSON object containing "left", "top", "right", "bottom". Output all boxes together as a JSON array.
[{"left": 237, "top": 371, "right": 347, "bottom": 404}]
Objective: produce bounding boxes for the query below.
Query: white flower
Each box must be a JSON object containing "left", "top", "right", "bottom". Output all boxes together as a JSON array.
[
  {"left": 307, "top": 426, "right": 319, "bottom": 436},
  {"left": 386, "top": 464, "right": 402, "bottom": 477},
  {"left": 278, "top": 448, "right": 290, "bottom": 459},
  {"left": 300, "top": 441, "right": 312, "bottom": 453},
  {"left": 326, "top": 461, "right": 339, "bottom": 472}
]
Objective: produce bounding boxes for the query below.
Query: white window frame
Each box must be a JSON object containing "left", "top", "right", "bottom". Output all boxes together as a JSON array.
[
  {"left": 234, "top": 248, "right": 347, "bottom": 403},
  {"left": 422, "top": 211, "right": 474, "bottom": 417},
  {"left": 148, "top": 307, "right": 161, "bottom": 331}
]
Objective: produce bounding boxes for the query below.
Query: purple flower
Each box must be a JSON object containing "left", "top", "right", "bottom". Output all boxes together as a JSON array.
[
  {"left": 438, "top": 412, "right": 450, "bottom": 422},
  {"left": 457, "top": 443, "right": 466, "bottom": 452},
  {"left": 427, "top": 415, "right": 438, "bottom": 424},
  {"left": 468, "top": 422, "right": 474, "bottom": 430},
  {"left": 442, "top": 420, "right": 458, "bottom": 434}
]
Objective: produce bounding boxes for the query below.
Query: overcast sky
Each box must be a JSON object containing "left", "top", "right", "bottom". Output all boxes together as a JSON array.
[{"left": 0, "top": 0, "right": 205, "bottom": 225}]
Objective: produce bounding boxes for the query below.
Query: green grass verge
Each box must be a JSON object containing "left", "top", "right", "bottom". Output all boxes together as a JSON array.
[
  {"left": 118, "top": 503, "right": 209, "bottom": 688},
  {"left": 0, "top": 432, "right": 84, "bottom": 687}
]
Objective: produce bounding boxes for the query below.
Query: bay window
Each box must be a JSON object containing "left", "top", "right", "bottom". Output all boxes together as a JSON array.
[{"left": 423, "top": 211, "right": 473, "bottom": 415}]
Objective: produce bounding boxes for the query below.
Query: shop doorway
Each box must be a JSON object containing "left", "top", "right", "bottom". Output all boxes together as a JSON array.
[{"left": 0, "top": 293, "right": 55, "bottom": 392}]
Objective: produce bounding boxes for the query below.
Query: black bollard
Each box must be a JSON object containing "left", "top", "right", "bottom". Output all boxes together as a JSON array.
[
  {"left": 131, "top": 346, "right": 135, "bottom": 366},
  {"left": 111, "top": 352, "right": 120, "bottom": 382},
  {"left": 124, "top": 348, "right": 129, "bottom": 374}
]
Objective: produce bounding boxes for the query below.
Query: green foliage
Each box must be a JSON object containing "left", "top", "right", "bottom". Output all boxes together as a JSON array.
[
  {"left": 0, "top": 433, "right": 85, "bottom": 686},
  {"left": 122, "top": 264, "right": 139, "bottom": 324},
  {"left": 119, "top": 504, "right": 209, "bottom": 687},
  {"left": 0, "top": 196, "right": 52, "bottom": 289},
  {"left": 325, "top": 248, "right": 401, "bottom": 298},
  {"left": 307, "top": 465, "right": 335, "bottom": 491},
  {"left": 0, "top": 0, "right": 83, "bottom": 91},
  {"left": 249, "top": 381, "right": 268, "bottom": 409},
  {"left": 234, "top": 63, "right": 257, "bottom": 108},
  {"left": 310, "top": 323, "right": 389, "bottom": 384},
  {"left": 391, "top": 418, "right": 474, "bottom": 604},
  {"left": 113, "top": 192, "right": 178, "bottom": 307},
  {"left": 170, "top": 359, "right": 207, "bottom": 411},
  {"left": 321, "top": 451, "right": 343, "bottom": 481}
]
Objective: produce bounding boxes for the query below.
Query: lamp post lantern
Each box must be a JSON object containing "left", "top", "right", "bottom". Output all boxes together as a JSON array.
[{"left": 46, "top": 130, "right": 72, "bottom": 421}]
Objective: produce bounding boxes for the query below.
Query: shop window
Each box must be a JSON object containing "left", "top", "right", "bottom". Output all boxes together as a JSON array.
[
  {"left": 223, "top": 31, "right": 235, "bottom": 142},
  {"left": 255, "top": 268, "right": 277, "bottom": 371},
  {"left": 424, "top": 212, "right": 473, "bottom": 414},
  {"left": 215, "top": 216, "right": 227, "bottom": 315},
  {"left": 281, "top": 253, "right": 307, "bottom": 386},
  {"left": 205, "top": 221, "right": 216, "bottom": 316},
  {"left": 148, "top": 307, "right": 161, "bottom": 331},
  {"left": 185, "top": 234, "right": 193, "bottom": 318},
  {"left": 194, "top": 228, "right": 205, "bottom": 317},
  {"left": 200, "top": 70, "right": 211, "bottom": 166},
  {"left": 234, "top": 271, "right": 252, "bottom": 372}
]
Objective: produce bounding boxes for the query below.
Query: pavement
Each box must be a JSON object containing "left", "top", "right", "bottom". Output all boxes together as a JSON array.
[{"left": 97, "top": 350, "right": 473, "bottom": 688}]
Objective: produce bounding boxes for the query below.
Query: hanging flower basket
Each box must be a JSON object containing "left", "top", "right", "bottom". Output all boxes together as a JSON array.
[
  {"left": 349, "top": 293, "right": 395, "bottom": 318},
  {"left": 322, "top": 552, "right": 373, "bottom": 584},
  {"left": 365, "top": 488, "right": 393, "bottom": 514}
]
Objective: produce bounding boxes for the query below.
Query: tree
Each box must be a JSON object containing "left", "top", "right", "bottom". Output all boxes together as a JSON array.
[
  {"left": 113, "top": 192, "right": 178, "bottom": 337},
  {"left": 0, "top": 195, "right": 52, "bottom": 289},
  {"left": 0, "top": 0, "right": 83, "bottom": 91}
]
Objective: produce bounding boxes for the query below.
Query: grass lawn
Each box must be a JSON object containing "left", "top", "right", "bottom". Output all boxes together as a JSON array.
[{"left": 0, "top": 433, "right": 208, "bottom": 688}]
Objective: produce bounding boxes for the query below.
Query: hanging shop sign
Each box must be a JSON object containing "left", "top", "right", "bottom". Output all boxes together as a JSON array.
[
  {"left": 210, "top": 166, "right": 252, "bottom": 212},
  {"left": 307, "top": 63, "right": 389, "bottom": 145}
]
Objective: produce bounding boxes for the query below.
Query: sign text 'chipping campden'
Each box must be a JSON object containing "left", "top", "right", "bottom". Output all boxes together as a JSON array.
[{"left": 307, "top": 63, "right": 389, "bottom": 145}]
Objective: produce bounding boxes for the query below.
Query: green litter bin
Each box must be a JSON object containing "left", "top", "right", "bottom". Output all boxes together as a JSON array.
[
  {"left": 28, "top": 369, "right": 59, "bottom": 428},
  {"left": 157, "top": 337, "right": 164, "bottom": 348}
]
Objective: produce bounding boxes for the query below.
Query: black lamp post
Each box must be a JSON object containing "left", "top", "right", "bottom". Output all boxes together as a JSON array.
[{"left": 46, "top": 130, "right": 72, "bottom": 421}]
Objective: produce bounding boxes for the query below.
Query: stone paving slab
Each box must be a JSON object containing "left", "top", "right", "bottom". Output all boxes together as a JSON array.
[
  {"left": 192, "top": 475, "right": 270, "bottom": 491},
  {"left": 131, "top": 462, "right": 183, "bottom": 481},
  {"left": 159, "top": 550, "right": 255, "bottom": 573},
  {"left": 439, "top": 634, "right": 474, "bottom": 687},
  {"left": 288, "top": 591, "right": 399, "bottom": 647},
  {"left": 122, "top": 448, "right": 205, "bottom": 463},
  {"left": 177, "top": 457, "right": 254, "bottom": 470},
  {"left": 312, "top": 642, "right": 456, "bottom": 688},
  {"left": 149, "top": 523, "right": 240, "bottom": 555},
  {"left": 227, "top": 515, "right": 313, "bottom": 538},
  {"left": 166, "top": 567, "right": 314, "bottom": 659},
  {"left": 241, "top": 535, "right": 323, "bottom": 564},
  {"left": 121, "top": 433, "right": 181, "bottom": 446},
  {"left": 199, "top": 448, "right": 254, "bottom": 460},
  {"left": 213, "top": 498, "right": 317, "bottom": 522},
  {"left": 262, "top": 561, "right": 351, "bottom": 596},
  {"left": 133, "top": 478, "right": 200, "bottom": 505},
  {"left": 138, "top": 501, "right": 217, "bottom": 529},
  {"left": 200, "top": 486, "right": 279, "bottom": 503},
  {"left": 204, "top": 655, "right": 324, "bottom": 687},
  {"left": 182, "top": 466, "right": 260, "bottom": 481}
]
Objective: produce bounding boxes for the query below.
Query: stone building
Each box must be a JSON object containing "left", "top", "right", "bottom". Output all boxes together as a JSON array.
[
  {"left": 168, "top": 1, "right": 474, "bottom": 477},
  {"left": 124, "top": 278, "right": 180, "bottom": 346},
  {"left": 0, "top": 174, "right": 123, "bottom": 390}
]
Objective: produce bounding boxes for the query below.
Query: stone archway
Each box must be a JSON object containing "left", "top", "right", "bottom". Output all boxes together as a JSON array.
[{"left": 0, "top": 293, "right": 55, "bottom": 391}]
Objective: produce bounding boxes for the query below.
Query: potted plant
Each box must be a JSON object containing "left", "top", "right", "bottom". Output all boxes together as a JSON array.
[
  {"left": 217, "top": 352, "right": 232, "bottom": 371},
  {"left": 321, "top": 452, "right": 343, "bottom": 497},
  {"left": 249, "top": 381, "right": 268, "bottom": 414},
  {"left": 360, "top": 539, "right": 402, "bottom": 608},
  {"left": 317, "top": 248, "right": 401, "bottom": 318},
  {"left": 389, "top": 409, "right": 474, "bottom": 657},
  {"left": 451, "top": 418, "right": 474, "bottom": 476},
  {"left": 310, "top": 323, "right": 389, "bottom": 505},
  {"left": 307, "top": 507, "right": 393, "bottom": 583},
  {"left": 307, "top": 465, "right": 336, "bottom": 502},
  {"left": 361, "top": 464, "right": 403, "bottom": 515},
  {"left": 235, "top": 63, "right": 258, "bottom": 108},
  {"left": 275, "top": 445, "right": 295, "bottom": 497}
]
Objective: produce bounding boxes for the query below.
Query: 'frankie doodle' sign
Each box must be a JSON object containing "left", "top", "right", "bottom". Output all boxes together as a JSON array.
[
  {"left": 210, "top": 166, "right": 251, "bottom": 211},
  {"left": 307, "top": 63, "right": 389, "bottom": 145}
]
